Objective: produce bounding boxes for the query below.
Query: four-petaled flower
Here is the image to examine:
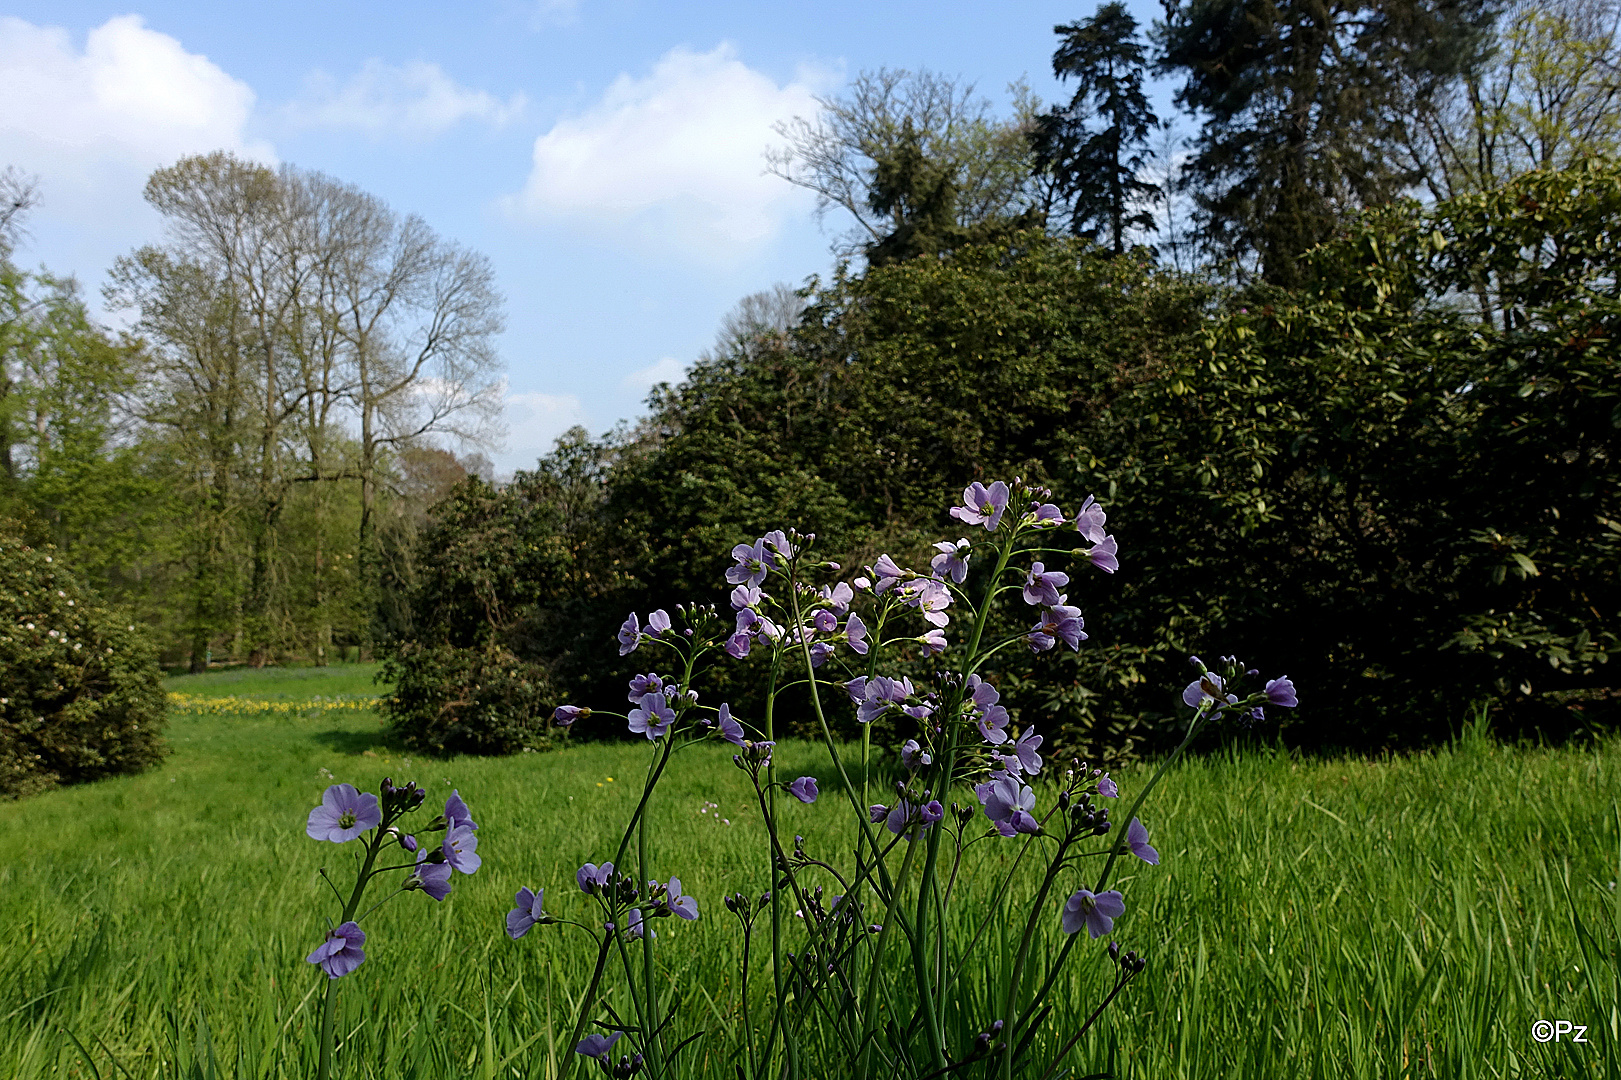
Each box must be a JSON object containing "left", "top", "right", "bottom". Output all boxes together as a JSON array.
[
  {"left": 930, "top": 539, "right": 972, "bottom": 584},
  {"left": 647, "top": 609, "right": 671, "bottom": 635},
  {"left": 506, "top": 887, "right": 548, "bottom": 939},
  {"left": 845, "top": 613, "right": 869, "bottom": 655},
  {"left": 306, "top": 921, "right": 366, "bottom": 978},
  {"left": 627, "top": 672, "right": 670, "bottom": 705},
  {"left": 900, "top": 739, "right": 932, "bottom": 771},
  {"left": 718, "top": 703, "right": 746, "bottom": 746},
  {"left": 899, "top": 577, "right": 952, "bottom": 626},
  {"left": 663, "top": 876, "right": 699, "bottom": 919},
  {"left": 1127, "top": 817, "right": 1159, "bottom": 865},
  {"left": 1075, "top": 495, "right": 1108, "bottom": 544},
  {"left": 629, "top": 690, "right": 675, "bottom": 740},
  {"left": 871, "top": 554, "right": 907, "bottom": 595},
  {"left": 577, "top": 861, "right": 614, "bottom": 894},
  {"left": 575, "top": 1031, "right": 624, "bottom": 1062},
  {"left": 726, "top": 539, "right": 774, "bottom": 587},
  {"left": 410, "top": 848, "right": 452, "bottom": 900},
  {"left": 445, "top": 790, "right": 478, "bottom": 832},
  {"left": 306, "top": 783, "right": 381, "bottom": 843},
  {"left": 1011, "top": 728, "right": 1044, "bottom": 774},
  {"left": 617, "top": 613, "right": 641, "bottom": 656},
  {"left": 1028, "top": 604, "right": 1086, "bottom": 652},
  {"left": 920, "top": 627, "right": 947, "bottom": 656},
  {"left": 1182, "top": 671, "right": 1237, "bottom": 712},
  {"left": 1097, "top": 773, "right": 1119, "bottom": 798},
  {"left": 789, "top": 776, "right": 819, "bottom": 804},
  {"left": 1086, "top": 535, "right": 1119, "bottom": 574},
  {"left": 553, "top": 705, "right": 586, "bottom": 728},
  {"left": 1022, "top": 562, "right": 1070, "bottom": 607},
  {"left": 1265, "top": 676, "right": 1298, "bottom": 708},
  {"left": 1028, "top": 502, "right": 1064, "bottom": 526},
  {"left": 951, "top": 481, "right": 1010, "bottom": 531},
  {"left": 1061, "top": 888, "right": 1125, "bottom": 938},
  {"left": 442, "top": 825, "right": 481, "bottom": 874},
  {"left": 819, "top": 581, "right": 854, "bottom": 615},
  {"left": 976, "top": 774, "right": 1040, "bottom": 836}
]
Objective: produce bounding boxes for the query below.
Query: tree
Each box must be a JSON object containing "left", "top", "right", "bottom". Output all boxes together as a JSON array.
[
  {"left": 1400, "top": 0, "right": 1621, "bottom": 199},
  {"left": 767, "top": 69, "right": 1047, "bottom": 262},
  {"left": 1032, "top": 3, "right": 1162, "bottom": 253},
  {"left": 1157, "top": 0, "right": 1495, "bottom": 285}
]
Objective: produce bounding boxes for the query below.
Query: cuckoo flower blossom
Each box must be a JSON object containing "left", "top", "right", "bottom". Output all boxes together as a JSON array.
[
  {"left": 819, "top": 581, "right": 854, "bottom": 615},
  {"left": 846, "top": 613, "right": 869, "bottom": 655},
  {"left": 628, "top": 691, "right": 675, "bottom": 740},
  {"left": 920, "top": 627, "right": 948, "bottom": 656},
  {"left": 445, "top": 790, "right": 478, "bottom": 832},
  {"left": 1075, "top": 495, "right": 1108, "bottom": 544},
  {"left": 1022, "top": 562, "right": 1070, "bottom": 606},
  {"left": 726, "top": 539, "right": 774, "bottom": 587},
  {"left": 1183, "top": 670, "right": 1237, "bottom": 712},
  {"left": 730, "top": 584, "right": 762, "bottom": 611},
  {"left": 1028, "top": 604, "right": 1087, "bottom": 652},
  {"left": 442, "top": 825, "right": 481, "bottom": 874},
  {"left": 900, "top": 739, "right": 932, "bottom": 771},
  {"left": 789, "top": 776, "right": 819, "bottom": 804},
  {"left": 846, "top": 675, "right": 912, "bottom": 724},
  {"left": 718, "top": 703, "right": 746, "bottom": 746},
  {"left": 627, "top": 672, "right": 670, "bottom": 705},
  {"left": 900, "top": 577, "right": 951, "bottom": 626},
  {"left": 1097, "top": 773, "right": 1119, "bottom": 798},
  {"left": 930, "top": 538, "right": 972, "bottom": 583},
  {"left": 552, "top": 705, "right": 586, "bottom": 728},
  {"left": 576, "top": 1032, "right": 624, "bottom": 1062},
  {"left": 1028, "top": 502, "right": 1065, "bottom": 526},
  {"left": 976, "top": 774, "right": 1039, "bottom": 836},
  {"left": 871, "top": 554, "right": 907, "bottom": 594},
  {"left": 1011, "top": 727, "right": 1044, "bottom": 774},
  {"left": 663, "top": 877, "right": 699, "bottom": 920},
  {"left": 1266, "top": 676, "right": 1298, "bottom": 708},
  {"left": 647, "top": 608, "right": 671, "bottom": 634},
  {"left": 1086, "top": 535, "right": 1120, "bottom": 574},
  {"left": 410, "top": 848, "right": 452, "bottom": 900},
  {"left": 1061, "top": 888, "right": 1125, "bottom": 938},
  {"left": 306, "top": 921, "right": 366, "bottom": 978},
  {"left": 576, "top": 862, "right": 614, "bottom": 894},
  {"left": 506, "top": 887, "right": 548, "bottom": 939},
  {"left": 617, "top": 613, "right": 640, "bottom": 656},
  {"left": 951, "top": 481, "right": 1010, "bottom": 531},
  {"left": 1127, "top": 817, "right": 1160, "bottom": 865},
  {"left": 306, "top": 783, "right": 381, "bottom": 843}
]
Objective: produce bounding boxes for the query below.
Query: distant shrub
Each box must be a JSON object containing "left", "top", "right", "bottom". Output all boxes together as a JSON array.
[
  {"left": 0, "top": 538, "right": 168, "bottom": 798},
  {"left": 378, "top": 643, "right": 554, "bottom": 756}
]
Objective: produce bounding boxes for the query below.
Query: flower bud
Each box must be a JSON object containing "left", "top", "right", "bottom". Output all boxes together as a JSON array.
[{"left": 1108, "top": 941, "right": 1121, "bottom": 962}]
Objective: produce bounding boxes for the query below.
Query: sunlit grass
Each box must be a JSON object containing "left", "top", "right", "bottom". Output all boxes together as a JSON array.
[{"left": 1, "top": 666, "right": 1617, "bottom": 1078}]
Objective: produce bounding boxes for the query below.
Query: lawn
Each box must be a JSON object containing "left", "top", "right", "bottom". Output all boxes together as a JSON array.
[{"left": 2, "top": 665, "right": 1617, "bottom": 1078}]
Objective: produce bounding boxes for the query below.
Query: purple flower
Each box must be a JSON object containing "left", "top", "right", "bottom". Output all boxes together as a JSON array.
[
  {"left": 819, "top": 581, "right": 854, "bottom": 615},
  {"left": 919, "top": 628, "right": 947, "bottom": 656},
  {"left": 1097, "top": 774, "right": 1119, "bottom": 798},
  {"left": 900, "top": 739, "right": 932, "bottom": 770},
  {"left": 809, "top": 641, "right": 834, "bottom": 667},
  {"left": 930, "top": 538, "right": 972, "bottom": 583},
  {"left": 1022, "top": 562, "right": 1070, "bottom": 607},
  {"left": 1265, "top": 676, "right": 1298, "bottom": 708},
  {"left": 1085, "top": 535, "right": 1119, "bottom": 574},
  {"left": 398, "top": 832, "right": 418, "bottom": 852},
  {"left": 442, "top": 825, "right": 481, "bottom": 874},
  {"left": 950, "top": 481, "right": 1010, "bottom": 531},
  {"left": 869, "top": 804, "right": 889, "bottom": 824},
  {"left": 625, "top": 907, "right": 652, "bottom": 939},
  {"left": 1075, "top": 495, "right": 1108, "bottom": 544},
  {"left": 506, "top": 887, "right": 548, "bottom": 939},
  {"left": 577, "top": 861, "right": 614, "bottom": 894},
  {"left": 1182, "top": 672, "right": 1237, "bottom": 712},
  {"left": 647, "top": 609, "right": 671, "bottom": 634},
  {"left": 306, "top": 921, "right": 365, "bottom": 979},
  {"left": 872, "top": 554, "right": 907, "bottom": 595},
  {"left": 881, "top": 798, "right": 938, "bottom": 836},
  {"left": 1028, "top": 501, "right": 1065, "bottom": 526},
  {"left": 1061, "top": 889, "right": 1125, "bottom": 938},
  {"left": 812, "top": 608, "right": 837, "bottom": 633},
  {"left": 718, "top": 703, "right": 746, "bottom": 746},
  {"left": 411, "top": 848, "right": 452, "bottom": 900},
  {"left": 852, "top": 675, "right": 911, "bottom": 724},
  {"left": 725, "top": 632, "right": 752, "bottom": 658},
  {"left": 306, "top": 783, "right": 381, "bottom": 843},
  {"left": 664, "top": 876, "right": 699, "bottom": 919},
  {"left": 575, "top": 1031, "right": 624, "bottom": 1061},
  {"left": 730, "top": 583, "right": 762, "bottom": 611},
  {"left": 617, "top": 612, "right": 641, "bottom": 656},
  {"left": 762, "top": 529, "right": 795, "bottom": 558},
  {"left": 1011, "top": 728, "right": 1044, "bottom": 774},
  {"left": 627, "top": 672, "right": 670, "bottom": 705},
  {"left": 726, "top": 539, "right": 774, "bottom": 587},
  {"left": 919, "top": 800, "right": 945, "bottom": 825},
  {"left": 976, "top": 774, "right": 1039, "bottom": 835},
  {"left": 846, "top": 613, "right": 869, "bottom": 655},
  {"left": 789, "top": 776, "right": 819, "bottom": 804},
  {"left": 445, "top": 790, "right": 478, "bottom": 832},
  {"left": 553, "top": 705, "right": 586, "bottom": 728},
  {"left": 1127, "top": 817, "right": 1159, "bottom": 865},
  {"left": 899, "top": 577, "right": 951, "bottom": 626},
  {"left": 628, "top": 690, "right": 675, "bottom": 740},
  {"left": 1028, "top": 604, "right": 1086, "bottom": 652}
]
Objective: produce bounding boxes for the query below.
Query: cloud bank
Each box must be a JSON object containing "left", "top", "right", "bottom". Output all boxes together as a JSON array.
[{"left": 285, "top": 59, "right": 526, "bottom": 139}]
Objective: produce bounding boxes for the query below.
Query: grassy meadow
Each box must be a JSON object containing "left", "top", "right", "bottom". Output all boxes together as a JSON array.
[{"left": 1, "top": 664, "right": 1618, "bottom": 1078}]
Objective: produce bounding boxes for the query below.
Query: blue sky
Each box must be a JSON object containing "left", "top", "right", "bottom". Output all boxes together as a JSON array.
[{"left": 1, "top": 1, "right": 1180, "bottom": 474}]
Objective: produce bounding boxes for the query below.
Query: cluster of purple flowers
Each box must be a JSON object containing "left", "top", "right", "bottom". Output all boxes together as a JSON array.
[{"left": 302, "top": 783, "right": 481, "bottom": 978}]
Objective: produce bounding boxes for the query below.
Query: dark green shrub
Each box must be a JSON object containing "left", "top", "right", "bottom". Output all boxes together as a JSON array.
[
  {"left": 0, "top": 537, "right": 168, "bottom": 797},
  {"left": 378, "top": 643, "right": 555, "bottom": 756}
]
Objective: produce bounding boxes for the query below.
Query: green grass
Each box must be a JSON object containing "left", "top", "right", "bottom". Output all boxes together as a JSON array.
[
  {"left": 2, "top": 670, "right": 1618, "bottom": 1078},
  {"left": 161, "top": 661, "right": 391, "bottom": 701}
]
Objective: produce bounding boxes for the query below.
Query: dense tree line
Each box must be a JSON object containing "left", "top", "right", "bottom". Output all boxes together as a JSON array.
[{"left": 0, "top": 155, "right": 504, "bottom": 671}]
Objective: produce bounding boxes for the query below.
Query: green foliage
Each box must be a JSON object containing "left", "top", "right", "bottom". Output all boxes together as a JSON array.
[
  {"left": 1087, "top": 162, "right": 1621, "bottom": 748},
  {"left": 379, "top": 643, "right": 553, "bottom": 759},
  {"left": 0, "top": 537, "right": 167, "bottom": 797}
]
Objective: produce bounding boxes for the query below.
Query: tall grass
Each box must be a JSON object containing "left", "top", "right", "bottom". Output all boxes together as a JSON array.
[{"left": 1, "top": 669, "right": 1616, "bottom": 1078}]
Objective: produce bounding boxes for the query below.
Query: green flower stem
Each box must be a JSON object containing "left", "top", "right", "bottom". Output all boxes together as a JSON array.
[
  {"left": 316, "top": 826, "right": 386, "bottom": 1080},
  {"left": 999, "top": 831, "right": 1077, "bottom": 1080}
]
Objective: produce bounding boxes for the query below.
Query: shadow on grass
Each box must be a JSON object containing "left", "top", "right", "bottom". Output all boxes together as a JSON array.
[{"left": 309, "top": 728, "right": 404, "bottom": 756}]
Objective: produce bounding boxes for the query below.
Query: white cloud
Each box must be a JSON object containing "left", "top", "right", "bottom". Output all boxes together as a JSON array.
[
  {"left": 621, "top": 356, "right": 685, "bottom": 395},
  {"left": 285, "top": 59, "right": 526, "bottom": 139},
  {"left": 498, "top": 389, "right": 589, "bottom": 471},
  {"left": 0, "top": 16, "right": 269, "bottom": 187},
  {"left": 504, "top": 43, "right": 832, "bottom": 258},
  {"left": 530, "top": 0, "right": 582, "bottom": 28}
]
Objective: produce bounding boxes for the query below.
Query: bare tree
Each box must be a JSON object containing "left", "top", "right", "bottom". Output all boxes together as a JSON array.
[
  {"left": 699, "top": 282, "right": 808, "bottom": 366},
  {"left": 767, "top": 70, "right": 1046, "bottom": 260},
  {"left": 0, "top": 167, "right": 39, "bottom": 257}
]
